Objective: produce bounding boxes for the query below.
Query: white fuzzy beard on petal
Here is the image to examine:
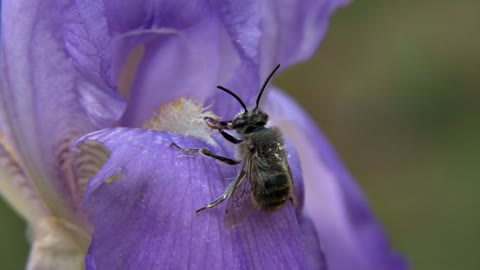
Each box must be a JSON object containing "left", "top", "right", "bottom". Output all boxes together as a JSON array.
[{"left": 142, "top": 97, "right": 217, "bottom": 145}]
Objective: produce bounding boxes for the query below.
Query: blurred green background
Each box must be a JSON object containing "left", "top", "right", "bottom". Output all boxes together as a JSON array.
[
  {"left": 1, "top": 1, "right": 479, "bottom": 269},
  {"left": 279, "top": 1, "right": 480, "bottom": 270}
]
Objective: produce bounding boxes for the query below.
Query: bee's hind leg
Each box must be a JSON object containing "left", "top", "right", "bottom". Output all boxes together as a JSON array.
[
  {"left": 195, "top": 170, "right": 246, "bottom": 214},
  {"left": 170, "top": 143, "right": 241, "bottom": 165},
  {"left": 195, "top": 186, "right": 233, "bottom": 214}
]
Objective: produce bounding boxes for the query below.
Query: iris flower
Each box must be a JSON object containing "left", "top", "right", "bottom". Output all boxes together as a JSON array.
[{"left": 0, "top": 0, "right": 408, "bottom": 269}]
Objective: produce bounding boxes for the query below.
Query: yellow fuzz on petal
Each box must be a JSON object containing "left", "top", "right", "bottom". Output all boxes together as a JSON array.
[
  {"left": 143, "top": 97, "right": 217, "bottom": 145},
  {"left": 0, "top": 132, "right": 16, "bottom": 162},
  {"left": 104, "top": 172, "right": 124, "bottom": 184}
]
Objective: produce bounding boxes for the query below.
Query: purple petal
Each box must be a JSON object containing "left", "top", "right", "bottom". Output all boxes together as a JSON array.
[
  {"left": 216, "top": 1, "right": 261, "bottom": 66},
  {"left": 260, "top": 0, "right": 349, "bottom": 73},
  {"left": 118, "top": 19, "right": 224, "bottom": 126},
  {"left": 264, "top": 89, "right": 409, "bottom": 270},
  {"left": 0, "top": 0, "right": 125, "bottom": 221},
  {"left": 79, "top": 128, "right": 326, "bottom": 269},
  {"left": 213, "top": 1, "right": 262, "bottom": 108},
  {"left": 101, "top": 0, "right": 219, "bottom": 84},
  {"left": 64, "top": 0, "right": 115, "bottom": 91},
  {"left": 79, "top": 1, "right": 228, "bottom": 126},
  {"left": 79, "top": 1, "right": 272, "bottom": 125}
]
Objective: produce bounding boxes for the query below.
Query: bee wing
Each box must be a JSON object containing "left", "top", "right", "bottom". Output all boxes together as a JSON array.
[
  {"left": 286, "top": 161, "right": 300, "bottom": 208},
  {"left": 224, "top": 161, "right": 256, "bottom": 230}
]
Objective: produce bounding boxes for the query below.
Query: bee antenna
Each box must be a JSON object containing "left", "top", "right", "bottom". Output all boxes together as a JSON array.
[
  {"left": 217, "top": 85, "right": 248, "bottom": 112},
  {"left": 254, "top": 64, "right": 281, "bottom": 111}
]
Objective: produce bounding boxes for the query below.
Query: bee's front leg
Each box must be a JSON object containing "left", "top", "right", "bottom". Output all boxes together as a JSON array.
[
  {"left": 204, "top": 117, "right": 232, "bottom": 130},
  {"left": 204, "top": 117, "right": 243, "bottom": 144},
  {"left": 218, "top": 130, "right": 243, "bottom": 144}
]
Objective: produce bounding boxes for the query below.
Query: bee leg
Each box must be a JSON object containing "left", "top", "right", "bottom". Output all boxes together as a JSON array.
[
  {"left": 203, "top": 117, "right": 242, "bottom": 144},
  {"left": 195, "top": 184, "right": 234, "bottom": 214},
  {"left": 219, "top": 130, "right": 243, "bottom": 144},
  {"left": 170, "top": 143, "right": 241, "bottom": 165},
  {"left": 195, "top": 170, "right": 246, "bottom": 214},
  {"left": 204, "top": 117, "right": 233, "bottom": 130}
]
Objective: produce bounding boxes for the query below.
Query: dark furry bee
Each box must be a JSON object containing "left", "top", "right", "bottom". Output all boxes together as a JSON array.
[{"left": 171, "top": 64, "right": 298, "bottom": 228}]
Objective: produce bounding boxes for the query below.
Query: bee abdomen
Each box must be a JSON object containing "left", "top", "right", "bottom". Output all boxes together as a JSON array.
[{"left": 254, "top": 174, "right": 290, "bottom": 210}]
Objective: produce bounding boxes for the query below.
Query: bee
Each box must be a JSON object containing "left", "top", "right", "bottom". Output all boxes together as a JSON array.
[{"left": 171, "top": 64, "right": 298, "bottom": 228}]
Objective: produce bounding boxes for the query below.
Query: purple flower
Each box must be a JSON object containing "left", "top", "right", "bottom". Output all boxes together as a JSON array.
[{"left": 0, "top": 0, "right": 408, "bottom": 269}]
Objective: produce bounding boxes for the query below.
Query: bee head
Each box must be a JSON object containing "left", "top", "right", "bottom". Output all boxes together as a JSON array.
[
  {"left": 216, "top": 64, "right": 280, "bottom": 134},
  {"left": 232, "top": 110, "right": 268, "bottom": 134}
]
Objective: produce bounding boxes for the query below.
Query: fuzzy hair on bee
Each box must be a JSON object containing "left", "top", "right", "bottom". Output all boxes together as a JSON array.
[{"left": 170, "top": 64, "right": 299, "bottom": 229}]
